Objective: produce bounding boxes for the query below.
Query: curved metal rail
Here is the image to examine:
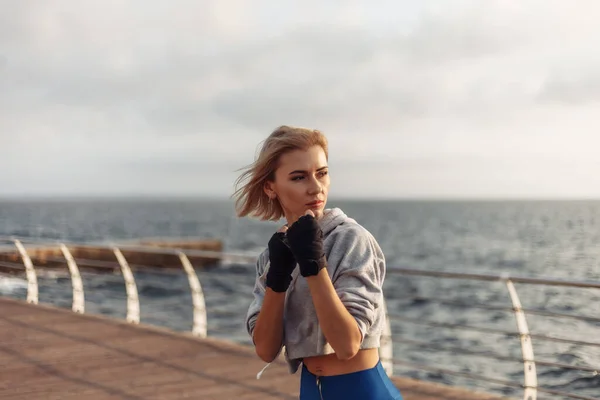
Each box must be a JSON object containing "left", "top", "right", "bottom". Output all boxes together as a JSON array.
[
  {"left": 60, "top": 244, "right": 85, "bottom": 313},
  {"left": 113, "top": 247, "right": 140, "bottom": 324},
  {"left": 178, "top": 252, "right": 207, "bottom": 337},
  {"left": 13, "top": 240, "right": 38, "bottom": 304},
  {"left": 505, "top": 279, "right": 537, "bottom": 400}
]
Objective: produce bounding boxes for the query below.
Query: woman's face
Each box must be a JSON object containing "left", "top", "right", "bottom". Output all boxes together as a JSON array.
[{"left": 265, "top": 145, "right": 330, "bottom": 225}]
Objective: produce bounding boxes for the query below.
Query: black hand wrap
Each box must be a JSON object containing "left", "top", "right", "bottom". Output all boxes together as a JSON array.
[
  {"left": 286, "top": 215, "right": 327, "bottom": 277},
  {"left": 265, "top": 232, "right": 297, "bottom": 292}
]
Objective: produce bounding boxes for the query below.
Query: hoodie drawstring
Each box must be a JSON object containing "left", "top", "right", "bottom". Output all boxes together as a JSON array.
[
  {"left": 256, "top": 362, "right": 271, "bottom": 379},
  {"left": 316, "top": 376, "right": 324, "bottom": 400}
]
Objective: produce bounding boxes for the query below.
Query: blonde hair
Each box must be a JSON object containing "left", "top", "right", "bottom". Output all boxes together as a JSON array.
[{"left": 233, "top": 125, "right": 329, "bottom": 221}]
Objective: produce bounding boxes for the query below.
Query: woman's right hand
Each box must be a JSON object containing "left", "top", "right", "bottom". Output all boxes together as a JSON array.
[{"left": 265, "top": 225, "right": 297, "bottom": 292}]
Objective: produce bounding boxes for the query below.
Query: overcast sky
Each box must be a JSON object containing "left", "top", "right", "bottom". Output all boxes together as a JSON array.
[{"left": 1, "top": 1, "right": 600, "bottom": 199}]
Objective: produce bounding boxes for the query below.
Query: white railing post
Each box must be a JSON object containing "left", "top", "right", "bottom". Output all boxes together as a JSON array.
[
  {"left": 59, "top": 244, "right": 85, "bottom": 313},
  {"left": 113, "top": 247, "right": 140, "bottom": 324},
  {"left": 13, "top": 239, "right": 38, "bottom": 304},
  {"left": 380, "top": 296, "right": 394, "bottom": 376},
  {"left": 505, "top": 279, "right": 537, "bottom": 400},
  {"left": 178, "top": 252, "right": 207, "bottom": 338}
]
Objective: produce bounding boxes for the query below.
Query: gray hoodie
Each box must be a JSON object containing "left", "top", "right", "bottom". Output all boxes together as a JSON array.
[{"left": 245, "top": 207, "right": 387, "bottom": 374}]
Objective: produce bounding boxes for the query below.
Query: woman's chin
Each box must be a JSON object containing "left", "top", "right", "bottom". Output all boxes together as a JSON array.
[{"left": 310, "top": 208, "right": 325, "bottom": 220}]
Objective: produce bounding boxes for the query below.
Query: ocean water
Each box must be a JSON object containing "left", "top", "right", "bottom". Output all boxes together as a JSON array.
[{"left": 1, "top": 198, "right": 599, "bottom": 399}]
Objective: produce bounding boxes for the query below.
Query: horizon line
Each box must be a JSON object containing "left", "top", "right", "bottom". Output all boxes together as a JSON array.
[{"left": 1, "top": 194, "right": 600, "bottom": 202}]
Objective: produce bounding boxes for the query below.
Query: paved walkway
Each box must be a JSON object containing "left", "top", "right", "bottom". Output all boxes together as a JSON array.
[{"left": 0, "top": 297, "right": 505, "bottom": 399}]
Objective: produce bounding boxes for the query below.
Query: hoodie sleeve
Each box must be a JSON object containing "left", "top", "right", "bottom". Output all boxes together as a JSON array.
[
  {"left": 245, "top": 250, "right": 269, "bottom": 341},
  {"left": 329, "top": 226, "right": 385, "bottom": 342}
]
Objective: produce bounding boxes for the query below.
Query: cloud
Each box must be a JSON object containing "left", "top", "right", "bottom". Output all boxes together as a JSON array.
[
  {"left": 538, "top": 69, "right": 600, "bottom": 105},
  {"left": 2, "top": 0, "right": 600, "bottom": 197}
]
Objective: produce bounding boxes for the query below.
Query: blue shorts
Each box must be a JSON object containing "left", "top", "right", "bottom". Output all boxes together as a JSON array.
[{"left": 299, "top": 360, "right": 403, "bottom": 400}]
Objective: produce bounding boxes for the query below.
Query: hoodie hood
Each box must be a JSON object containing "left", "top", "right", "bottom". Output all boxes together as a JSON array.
[{"left": 318, "top": 207, "right": 355, "bottom": 237}]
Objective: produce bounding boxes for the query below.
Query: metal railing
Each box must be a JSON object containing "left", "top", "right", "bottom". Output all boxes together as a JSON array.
[
  {"left": 382, "top": 268, "right": 600, "bottom": 400},
  {"left": 1, "top": 236, "right": 598, "bottom": 400}
]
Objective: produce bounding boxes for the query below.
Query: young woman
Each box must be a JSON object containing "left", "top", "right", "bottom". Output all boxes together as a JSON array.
[{"left": 234, "top": 126, "right": 403, "bottom": 400}]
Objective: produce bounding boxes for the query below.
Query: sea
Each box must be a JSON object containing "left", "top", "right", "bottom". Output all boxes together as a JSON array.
[{"left": 0, "top": 198, "right": 599, "bottom": 399}]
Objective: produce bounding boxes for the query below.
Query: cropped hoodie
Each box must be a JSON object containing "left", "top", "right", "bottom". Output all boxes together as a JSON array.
[{"left": 245, "top": 208, "right": 387, "bottom": 375}]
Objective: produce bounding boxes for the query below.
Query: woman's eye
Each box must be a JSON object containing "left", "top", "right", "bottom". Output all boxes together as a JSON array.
[{"left": 291, "top": 171, "right": 327, "bottom": 181}]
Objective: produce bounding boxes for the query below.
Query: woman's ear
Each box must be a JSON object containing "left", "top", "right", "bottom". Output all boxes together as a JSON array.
[{"left": 263, "top": 181, "right": 276, "bottom": 200}]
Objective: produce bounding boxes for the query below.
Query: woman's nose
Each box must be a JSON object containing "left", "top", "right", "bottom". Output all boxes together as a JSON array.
[{"left": 307, "top": 179, "right": 322, "bottom": 194}]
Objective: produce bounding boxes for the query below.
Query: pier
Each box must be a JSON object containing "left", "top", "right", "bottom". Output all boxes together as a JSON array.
[
  {"left": 0, "top": 298, "right": 503, "bottom": 399},
  {"left": 1, "top": 236, "right": 598, "bottom": 399}
]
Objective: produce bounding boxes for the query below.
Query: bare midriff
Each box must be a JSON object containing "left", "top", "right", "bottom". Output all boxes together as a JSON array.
[{"left": 302, "top": 348, "right": 380, "bottom": 376}]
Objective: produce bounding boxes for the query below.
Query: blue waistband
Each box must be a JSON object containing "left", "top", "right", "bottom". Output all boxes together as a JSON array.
[{"left": 300, "top": 361, "right": 403, "bottom": 400}]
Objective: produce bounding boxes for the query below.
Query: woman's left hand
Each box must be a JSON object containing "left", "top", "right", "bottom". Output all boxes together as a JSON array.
[{"left": 286, "top": 210, "right": 327, "bottom": 277}]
